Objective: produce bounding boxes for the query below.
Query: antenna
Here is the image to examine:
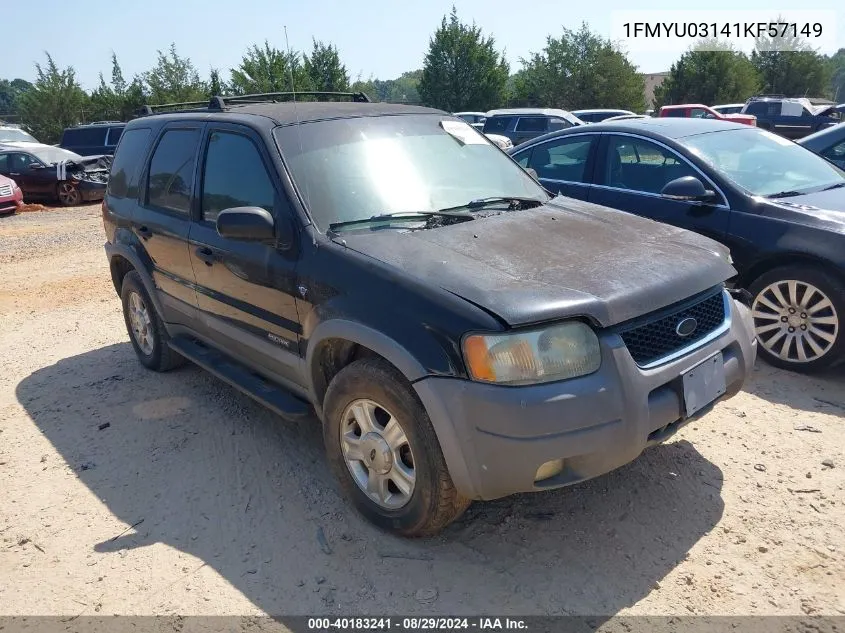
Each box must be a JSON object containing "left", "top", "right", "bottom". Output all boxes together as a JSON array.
[{"left": 283, "top": 26, "right": 315, "bottom": 240}]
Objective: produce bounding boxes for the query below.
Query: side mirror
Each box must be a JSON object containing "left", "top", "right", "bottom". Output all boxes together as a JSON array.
[
  {"left": 28, "top": 163, "right": 44, "bottom": 170},
  {"left": 216, "top": 207, "right": 275, "bottom": 241},
  {"left": 661, "top": 176, "right": 716, "bottom": 202}
]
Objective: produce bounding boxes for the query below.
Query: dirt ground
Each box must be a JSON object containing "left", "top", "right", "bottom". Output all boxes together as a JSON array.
[{"left": 0, "top": 204, "right": 844, "bottom": 618}]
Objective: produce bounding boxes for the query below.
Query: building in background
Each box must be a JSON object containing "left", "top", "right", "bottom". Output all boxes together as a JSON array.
[{"left": 641, "top": 72, "right": 668, "bottom": 110}]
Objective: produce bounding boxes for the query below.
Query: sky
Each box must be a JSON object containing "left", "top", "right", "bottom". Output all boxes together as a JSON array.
[{"left": 3, "top": 0, "right": 844, "bottom": 91}]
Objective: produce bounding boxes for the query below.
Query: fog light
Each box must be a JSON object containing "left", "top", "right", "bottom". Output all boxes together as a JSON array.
[{"left": 535, "top": 459, "right": 564, "bottom": 482}]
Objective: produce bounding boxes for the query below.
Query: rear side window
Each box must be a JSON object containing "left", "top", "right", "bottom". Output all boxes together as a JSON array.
[
  {"left": 63, "top": 127, "right": 106, "bottom": 146},
  {"left": 482, "top": 116, "right": 514, "bottom": 133},
  {"left": 201, "top": 131, "right": 275, "bottom": 223},
  {"left": 108, "top": 128, "right": 152, "bottom": 199},
  {"left": 515, "top": 117, "right": 548, "bottom": 132},
  {"left": 663, "top": 109, "right": 686, "bottom": 118},
  {"left": 107, "top": 127, "right": 124, "bottom": 146},
  {"left": 147, "top": 128, "right": 201, "bottom": 215},
  {"left": 745, "top": 102, "right": 779, "bottom": 116}
]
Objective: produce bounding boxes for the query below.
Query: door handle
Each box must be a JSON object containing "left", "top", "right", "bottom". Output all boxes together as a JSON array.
[
  {"left": 195, "top": 247, "right": 215, "bottom": 266},
  {"left": 137, "top": 226, "right": 153, "bottom": 240},
  {"left": 9, "top": 172, "right": 20, "bottom": 176}
]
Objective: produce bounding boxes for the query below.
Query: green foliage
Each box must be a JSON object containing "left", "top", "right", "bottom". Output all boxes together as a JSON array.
[
  {"left": 751, "top": 25, "right": 831, "bottom": 97},
  {"left": 654, "top": 46, "right": 760, "bottom": 108},
  {"left": 144, "top": 44, "right": 207, "bottom": 104},
  {"left": 17, "top": 54, "right": 88, "bottom": 143},
  {"left": 419, "top": 8, "right": 509, "bottom": 111},
  {"left": 511, "top": 23, "right": 645, "bottom": 112},
  {"left": 0, "top": 78, "right": 33, "bottom": 119},
  {"left": 230, "top": 41, "right": 313, "bottom": 95},
  {"left": 208, "top": 68, "right": 224, "bottom": 97},
  {"left": 829, "top": 48, "right": 845, "bottom": 102},
  {"left": 304, "top": 40, "right": 349, "bottom": 92}
]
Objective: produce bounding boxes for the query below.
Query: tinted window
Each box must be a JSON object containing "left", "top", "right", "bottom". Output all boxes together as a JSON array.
[
  {"left": 202, "top": 132, "right": 275, "bottom": 223},
  {"left": 107, "top": 127, "right": 124, "bottom": 146},
  {"left": 577, "top": 113, "right": 598, "bottom": 123},
  {"left": 606, "top": 136, "right": 697, "bottom": 194},
  {"left": 690, "top": 108, "right": 709, "bottom": 119},
  {"left": 548, "top": 118, "right": 572, "bottom": 132},
  {"left": 821, "top": 139, "right": 845, "bottom": 168},
  {"left": 63, "top": 127, "right": 107, "bottom": 146},
  {"left": 108, "top": 128, "right": 152, "bottom": 199},
  {"left": 147, "top": 129, "right": 200, "bottom": 214},
  {"left": 663, "top": 109, "right": 686, "bottom": 118},
  {"left": 10, "top": 153, "right": 40, "bottom": 171},
  {"left": 527, "top": 137, "right": 593, "bottom": 182},
  {"left": 745, "top": 101, "right": 779, "bottom": 116},
  {"left": 0, "top": 154, "right": 7, "bottom": 172},
  {"left": 482, "top": 116, "right": 514, "bottom": 133},
  {"left": 515, "top": 117, "right": 548, "bottom": 132}
]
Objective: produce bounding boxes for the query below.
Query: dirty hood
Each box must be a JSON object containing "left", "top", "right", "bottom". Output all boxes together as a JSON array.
[{"left": 339, "top": 197, "right": 736, "bottom": 327}]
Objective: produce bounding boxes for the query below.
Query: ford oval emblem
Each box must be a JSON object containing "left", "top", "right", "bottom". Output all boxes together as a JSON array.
[{"left": 676, "top": 317, "right": 698, "bottom": 337}]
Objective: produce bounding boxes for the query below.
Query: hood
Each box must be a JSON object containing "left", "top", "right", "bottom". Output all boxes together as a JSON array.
[
  {"left": 338, "top": 198, "right": 736, "bottom": 327},
  {"left": 813, "top": 103, "right": 845, "bottom": 117},
  {"left": 766, "top": 188, "right": 845, "bottom": 231}
]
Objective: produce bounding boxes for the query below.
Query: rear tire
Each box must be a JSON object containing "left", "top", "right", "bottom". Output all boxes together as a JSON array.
[
  {"left": 323, "top": 357, "right": 470, "bottom": 537},
  {"left": 120, "top": 271, "right": 185, "bottom": 372},
  {"left": 749, "top": 266, "right": 844, "bottom": 372}
]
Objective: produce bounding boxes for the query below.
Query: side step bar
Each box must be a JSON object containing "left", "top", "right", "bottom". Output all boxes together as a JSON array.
[{"left": 168, "top": 336, "right": 312, "bottom": 420}]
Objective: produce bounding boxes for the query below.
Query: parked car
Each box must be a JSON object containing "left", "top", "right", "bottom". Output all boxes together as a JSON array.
[
  {"left": 484, "top": 133, "right": 513, "bottom": 150},
  {"left": 603, "top": 114, "right": 650, "bottom": 122},
  {"left": 740, "top": 96, "right": 843, "bottom": 139},
  {"left": 454, "top": 112, "right": 486, "bottom": 128},
  {"left": 712, "top": 104, "right": 745, "bottom": 116},
  {"left": 0, "top": 142, "right": 111, "bottom": 206},
  {"left": 659, "top": 104, "right": 756, "bottom": 126},
  {"left": 798, "top": 122, "right": 845, "bottom": 169},
  {"left": 102, "top": 92, "right": 755, "bottom": 536},
  {"left": 0, "top": 125, "right": 38, "bottom": 144},
  {"left": 0, "top": 173, "right": 23, "bottom": 214},
  {"left": 60, "top": 122, "right": 125, "bottom": 156},
  {"left": 482, "top": 108, "right": 583, "bottom": 145},
  {"left": 572, "top": 109, "right": 636, "bottom": 123},
  {"left": 509, "top": 118, "right": 845, "bottom": 372}
]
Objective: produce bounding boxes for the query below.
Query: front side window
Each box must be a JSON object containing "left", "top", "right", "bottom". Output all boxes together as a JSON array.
[
  {"left": 683, "top": 127, "right": 845, "bottom": 197},
  {"left": 527, "top": 136, "right": 594, "bottom": 183},
  {"left": 202, "top": 131, "right": 275, "bottom": 223},
  {"left": 482, "top": 116, "right": 513, "bottom": 134},
  {"left": 10, "top": 153, "right": 41, "bottom": 171},
  {"left": 147, "top": 128, "right": 200, "bottom": 215},
  {"left": 276, "top": 115, "right": 546, "bottom": 230},
  {"left": 606, "top": 136, "right": 697, "bottom": 194}
]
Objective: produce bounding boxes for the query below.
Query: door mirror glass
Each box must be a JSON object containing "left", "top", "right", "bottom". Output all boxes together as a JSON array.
[
  {"left": 216, "top": 207, "right": 275, "bottom": 241},
  {"left": 661, "top": 176, "right": 716, "bottom": 202}
]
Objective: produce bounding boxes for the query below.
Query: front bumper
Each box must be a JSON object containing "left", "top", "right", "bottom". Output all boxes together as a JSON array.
[
  {"left": 0, "top": 188, "right": 24, "bottom": 213},
  {"left": 76, "top": 180, "right": 107, "bottom": 202},
  {"left": 414, "top": 295, "right": 757, "bottom": 501}
]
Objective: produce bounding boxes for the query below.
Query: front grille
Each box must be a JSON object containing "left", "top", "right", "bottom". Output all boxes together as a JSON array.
[
  {"left": 620, "top": 290, "right": 727, "bottom": 367},
  {"left": 0, "top": 184, "right": 12, "bottom": 197}
]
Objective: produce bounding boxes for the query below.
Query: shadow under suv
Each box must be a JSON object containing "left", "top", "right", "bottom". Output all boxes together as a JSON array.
[{"left": 102, "top": 92, "right": 756, "bottom": 536}]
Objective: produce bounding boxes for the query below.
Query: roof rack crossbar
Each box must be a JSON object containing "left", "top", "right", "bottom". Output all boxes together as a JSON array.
[{"left": 217, "top": 91, "right": 371, "bottom": 105}]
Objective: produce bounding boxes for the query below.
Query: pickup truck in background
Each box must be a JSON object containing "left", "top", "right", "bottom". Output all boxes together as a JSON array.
[
  {"left": 740, "top": 97, "right": 844, "bottom": 139},
  {"left": 658, "top": 104, "right": 756, "bottom": 126}
]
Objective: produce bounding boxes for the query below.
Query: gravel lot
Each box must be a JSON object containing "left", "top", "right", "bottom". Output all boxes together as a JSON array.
[{"left": 1, "top": 205, "right": 844, "bottom": 618}]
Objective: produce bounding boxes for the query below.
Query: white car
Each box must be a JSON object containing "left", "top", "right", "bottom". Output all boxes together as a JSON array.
[
  {"left": 711, "top": 103, "right": 745, "bottom": 116},
  {"left": 484, "top": 133, "right": 513, "bottom": 150},
  {"left": 572, "top": 109, "right": 636, "bottom": 123}
]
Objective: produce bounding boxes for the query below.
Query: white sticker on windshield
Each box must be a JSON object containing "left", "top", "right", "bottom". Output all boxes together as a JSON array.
[{"left": 440, "top": 119, "right": 487, "bottom": 145}]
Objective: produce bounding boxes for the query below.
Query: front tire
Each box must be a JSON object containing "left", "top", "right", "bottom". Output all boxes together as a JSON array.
[
  {"left": 57, "top": 182, "right": 81, "bottom": 206},
  {"left": 323, "top": 358, "right": 470, "bottom": 537},
  {"left": 749, "top": 266, "right": 844, "bottom": 372},
  {"left": 120, "top": 271, "right": 185, "bottom": 372}
]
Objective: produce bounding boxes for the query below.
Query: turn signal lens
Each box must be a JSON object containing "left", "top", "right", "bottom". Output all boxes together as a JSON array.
[{"left": 463, "top": 321, "right": 601, "bottom": 385}]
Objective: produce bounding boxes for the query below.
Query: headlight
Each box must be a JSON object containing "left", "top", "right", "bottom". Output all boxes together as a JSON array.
[{"left": 463, "top": 321, "right": 601, "bottom": 385}]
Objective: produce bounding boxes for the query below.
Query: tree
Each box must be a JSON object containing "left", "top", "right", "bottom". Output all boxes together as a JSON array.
[
  {"left": 654, "top": 43, "right": 760, "bottom": 108},
  {"left": 0, "top": 78, "right": 33, "bottom": 119},
  {"left": 208, "top": 68, "right": 224, "bottom": 97},
  {"left": 303, "top": 40, "right": 349, "bottom": 92},
  {"left": 88, "top": 54, "right": 147, "bottom": 121},
  {"left": 829, "top": 48, "right": 845, "bottom": 102},
  {"left": 144, "top": 44, "right": 206, "bottom": 104},
  {"left": 511, "top": 23, "right": 644, "bottom": 112},
  {"left": 751, "top": 26, "right": 830, "bottom": 97},
  {"left": 230, "top": 42, "right": 313, "bottom": 95},
  {"left": 418, "top": 8, "right": 509, "bottom": 111},
  {"left": 18, "top": 54, "right": 88, "bottom": 143}
]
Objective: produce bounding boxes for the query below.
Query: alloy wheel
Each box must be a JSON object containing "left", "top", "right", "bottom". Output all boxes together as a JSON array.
[{"left": 127, "top": 291, "right": 154, "bottom": 356}]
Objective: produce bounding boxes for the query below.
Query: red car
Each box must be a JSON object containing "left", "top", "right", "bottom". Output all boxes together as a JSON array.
[
  {"left": 659, "top": 104, "right": 756, "bottom": 126},
  {"left": 0, "top": 173, "right": 23, "bottom": 215}
]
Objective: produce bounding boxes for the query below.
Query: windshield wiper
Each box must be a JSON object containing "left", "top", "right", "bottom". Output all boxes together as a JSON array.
[
  {"left": 328, "top": 211, "right": 472, "bottom": 232},
  {"left": 766, "top": 190, "right": 805, "bottom": 199},
  {"left": 439, "top": 196, "right": 546, "bottom": 212},
  {"left": 822, "top": 182, "right": 845, "bottom": 191}
]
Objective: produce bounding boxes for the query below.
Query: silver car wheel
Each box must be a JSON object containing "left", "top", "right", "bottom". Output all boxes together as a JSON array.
[
  {"left": 752, "top": 279, "right": 839, "bottom": 363},
  {"left": 340, "top": 398, "right": 416, "bottom": 510},
  {"left": 127, "top": 291, "right": 154, "bottom": 356}
]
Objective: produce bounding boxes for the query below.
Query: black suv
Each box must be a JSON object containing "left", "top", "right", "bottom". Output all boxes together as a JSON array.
[
  {"left": 103, "top": 92, "right": 756, "bottom": 536},
  {"left": 60, "top": 122, "right": 125, "bottom": 155},
  {"left": 741, "top": 96, "right": 842, "bottom": 139}
]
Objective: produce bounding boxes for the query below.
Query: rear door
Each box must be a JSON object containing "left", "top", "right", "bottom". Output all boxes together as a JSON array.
[
  {"left": 188, "top": 124, "right": 303, "bottom": 387},
  {"left": 133, "top": 124, "right": 203, "bottom": 323},
  {"left": 589, "top": 134, "right": 731, "bottom": 244},
  {"left": 512, "top": 133, "right": 599, "bottom": 200}
]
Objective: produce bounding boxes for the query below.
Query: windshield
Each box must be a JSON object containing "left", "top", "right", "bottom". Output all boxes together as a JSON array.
[
  {"left": 30, "top": 146, "right": 82, "bottom": 164},
  {"left": 683, "top": 127, "right": 845, "bottom": 196},
  {"left": 0, "top": 128, "right": 38, "bottom": 143},
  {"left": 275, "top": 114, "right": 547, "bottom": 231}
]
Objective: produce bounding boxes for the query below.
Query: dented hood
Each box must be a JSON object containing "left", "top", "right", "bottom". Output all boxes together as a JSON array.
[{"left": 339, "top": 197, "right": 736, "bottom": 327}]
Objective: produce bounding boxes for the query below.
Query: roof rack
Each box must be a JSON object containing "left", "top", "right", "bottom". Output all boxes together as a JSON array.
[{"left": 137, "top": 91, "right": 371, "bottom": 117}]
